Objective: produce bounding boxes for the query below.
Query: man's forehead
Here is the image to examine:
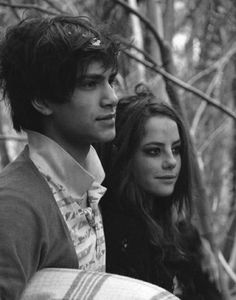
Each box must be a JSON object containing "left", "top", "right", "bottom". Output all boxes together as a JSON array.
[
  {"left": 78, "top": 61, "right": 115, "bottom": 78},
  {"left": 86, "top": 62, "right": 107, "bottom": 74}
]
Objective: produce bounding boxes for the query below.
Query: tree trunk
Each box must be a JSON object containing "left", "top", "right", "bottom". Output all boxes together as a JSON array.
[
  {"left": 145, "top": 0, "right": 169, "bottom": 102},
  {"left": 0, "top": 104, "right": 10, "bottom": 169},
  {"left": 128, "top": 0, "right": 145, "bottom": 82},
  {"left": 163, "top": 0, "right": 174, "bottom": 44},
  {"left": 222, "top": 56, "right": 236, "bottom": 290}
]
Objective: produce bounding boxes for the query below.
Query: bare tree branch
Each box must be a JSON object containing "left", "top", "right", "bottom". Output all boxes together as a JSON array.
[
  {"left": 188, "top": 42, "right": 236, "bottom": 85},
  {"left": 218, "top": 251, "right": 236, "bottom": 284},
  {"left": 41, "top": 0, "right": 65, "bottom": 14},
  {"left": 115, "top": 0, "right": 236, "bottom": 122},
  {"left": 8, "top": 0, "right": 21, "bottom": 21},
  {"left": 174, "top": 0, "right": 203, "bottom": 33},
  {"left": 115, "top": 0, "right": 236, "bottom": 121},
  {"left": 198, "top": 119, "right": 228, "bottom": 154},
  {"left": 114, "top": 0, "right": 164, "bottom": 54},
  {"left": 58, "top": 0, "right": 79, "bottom": 16},
  {"left": 0, "top": 1, "right": 58, "bottom": 16},
  {"left": 122, "top": 49, "right": 236, "bottom": 121},
  {"left": 190, "top": 71, "right": 222, "bottom": 136},
  {"left": 0, "top": 134, "right": 27, "bottom": 142},
  {"left": 190, "top": 43, "right": 236, "bottom": 135},
  {"left": 118, "top": 36, "right": 162, "bottom": 66}
]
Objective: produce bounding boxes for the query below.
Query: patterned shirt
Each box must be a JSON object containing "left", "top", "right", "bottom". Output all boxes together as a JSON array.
[{"left": 27, "top": 130, "right": 106, "bottom": 272}]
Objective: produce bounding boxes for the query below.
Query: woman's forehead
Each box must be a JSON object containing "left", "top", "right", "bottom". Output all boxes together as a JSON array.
[{"left": 141, "top": 116, "right": 180, "bottom": 144}]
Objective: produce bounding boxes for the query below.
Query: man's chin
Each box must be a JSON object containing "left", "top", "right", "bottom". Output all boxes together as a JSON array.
[{"left": 98, "top": 130, "right": 116, "bottom": 143}]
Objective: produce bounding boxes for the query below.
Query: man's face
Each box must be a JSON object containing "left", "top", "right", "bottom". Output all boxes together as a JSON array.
[{"left": 47, "top": 61, "right": 118, "bottom": 152}]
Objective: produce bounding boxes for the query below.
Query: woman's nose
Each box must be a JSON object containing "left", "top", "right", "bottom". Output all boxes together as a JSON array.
[{"left": 162, "top": 153, "right": 177, "bottom": 169}]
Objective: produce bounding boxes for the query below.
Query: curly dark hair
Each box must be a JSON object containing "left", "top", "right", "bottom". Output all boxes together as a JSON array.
[{"left": 0, "top": 15, "right": 120, "bottom": 132}]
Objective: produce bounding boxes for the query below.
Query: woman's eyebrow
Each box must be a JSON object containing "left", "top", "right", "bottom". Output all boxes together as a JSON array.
[
  {"left": 172, "top": 140, "right": 181, "bottom": 146},
  {"left": 143, "top": 139, "right": 181, "bottom": 147}
]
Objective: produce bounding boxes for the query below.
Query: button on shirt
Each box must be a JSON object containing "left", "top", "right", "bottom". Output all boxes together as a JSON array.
[{"left": 27, "top": 130, "right": 106, "bottom": 272}]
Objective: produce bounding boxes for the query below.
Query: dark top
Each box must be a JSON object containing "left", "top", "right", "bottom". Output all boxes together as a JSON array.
[{"left": 101, "top": 202, "right": 222, "bottom": 300}]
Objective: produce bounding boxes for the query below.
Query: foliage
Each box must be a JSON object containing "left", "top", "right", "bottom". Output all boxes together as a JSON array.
[{"left": 0, "top": 0, "right": 235, "bottom": 296}]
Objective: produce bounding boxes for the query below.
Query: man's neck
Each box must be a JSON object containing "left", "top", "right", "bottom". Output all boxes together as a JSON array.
[
  {"left": 67, "top": 144, "right": 90, "bottom": 169},
  {"left": 40, "top": 133, "right": 90, "bottom": 169},
  {"left": 54, "top": 140, "right": 91, "bottom": 169}
]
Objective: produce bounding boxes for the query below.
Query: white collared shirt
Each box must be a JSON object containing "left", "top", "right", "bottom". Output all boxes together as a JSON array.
[{"left": 27, "top": 130, "right": 106, "bottom": 272}]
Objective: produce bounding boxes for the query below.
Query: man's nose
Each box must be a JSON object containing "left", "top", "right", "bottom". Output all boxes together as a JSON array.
[{"left": 101, "top": 83, "right": 118, "bottom": 107}]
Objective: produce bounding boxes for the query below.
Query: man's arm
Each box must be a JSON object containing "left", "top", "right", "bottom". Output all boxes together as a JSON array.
[{"left": 0, "top": 192, "right": 43, "bottom": 300}]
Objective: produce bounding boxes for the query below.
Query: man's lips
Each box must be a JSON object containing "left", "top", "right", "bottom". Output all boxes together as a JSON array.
[{"left": 96, "top": 113, "right": 116, "bottom": 121}]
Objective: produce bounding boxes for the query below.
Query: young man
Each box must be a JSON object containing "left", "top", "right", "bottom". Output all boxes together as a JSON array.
[{"left": 0, "top": 15, "right": 119, "bottom": 299}]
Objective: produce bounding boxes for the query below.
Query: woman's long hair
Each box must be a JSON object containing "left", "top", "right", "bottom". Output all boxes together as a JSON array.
[{"left": 105, "top": 87, "right": 194, "bottom": 263}]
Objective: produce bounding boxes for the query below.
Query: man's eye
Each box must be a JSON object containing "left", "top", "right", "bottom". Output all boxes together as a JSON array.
[
  {"left": 80, "top": 80, "right": 98, "bottom": 89},
  {"left": 108, "top": 75, "right": 117, "bottom": 87}
]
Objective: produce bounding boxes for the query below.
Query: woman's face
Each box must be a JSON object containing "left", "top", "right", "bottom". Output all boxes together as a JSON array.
[{"left": 133, "top": 116, "right": 181, "bottom": 197}]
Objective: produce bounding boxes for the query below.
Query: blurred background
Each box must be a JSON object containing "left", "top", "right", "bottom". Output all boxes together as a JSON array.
[{"left": 0, "top": 0, "right": 235, "bottom": 298}]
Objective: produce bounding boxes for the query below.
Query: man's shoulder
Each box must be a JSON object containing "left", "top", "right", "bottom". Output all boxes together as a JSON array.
[
  {"left": 0, "top": 147, "right": 39, "bottom": 184},
  {"left": 0, "top": 147, "right": 53, "bottom": 204}
]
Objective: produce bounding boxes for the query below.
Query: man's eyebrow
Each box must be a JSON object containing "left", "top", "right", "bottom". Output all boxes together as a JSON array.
[
  {"left": 77, "top": 74, "right": 105, "bottom": 81},
  {"left": 77, "top": 71, "right": 117, "bottom": 81}
]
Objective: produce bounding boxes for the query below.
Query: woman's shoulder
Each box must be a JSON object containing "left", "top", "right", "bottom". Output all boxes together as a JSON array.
[
  {"left": 102, "top": 203, "right": 144, "bottom": 237},
  {"left": 103, "top": 204, "right": 153, "bottom": 283}
]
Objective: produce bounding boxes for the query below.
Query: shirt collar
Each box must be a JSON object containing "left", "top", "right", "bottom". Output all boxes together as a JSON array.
[{"left": 26, "top": 130, "right": 105, "bottom": 198}]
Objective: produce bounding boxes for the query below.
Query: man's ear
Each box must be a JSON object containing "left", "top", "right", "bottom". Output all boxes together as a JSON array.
[{"left": 31, "top": 99, "right": 53, "bottom": 116}]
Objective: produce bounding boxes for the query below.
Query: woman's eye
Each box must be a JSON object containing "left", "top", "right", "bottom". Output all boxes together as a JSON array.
[
  {"left": 144, "top": 148, "right": 161, "bottom": 156},
  {"left": 172, "top": 146, "right": 181, "bottom": 156}
]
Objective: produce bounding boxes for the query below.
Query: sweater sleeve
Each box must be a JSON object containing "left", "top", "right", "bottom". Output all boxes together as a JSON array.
[{"left": 0, "top": 190, "right": 45, "bottom": 300}]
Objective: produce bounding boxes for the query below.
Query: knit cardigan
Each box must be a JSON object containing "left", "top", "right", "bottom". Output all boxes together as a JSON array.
[{"left": 0, "top": 147, "right": 78, "bottom": 300}]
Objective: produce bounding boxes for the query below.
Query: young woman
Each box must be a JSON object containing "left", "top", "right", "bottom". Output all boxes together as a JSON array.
[{"left": 101, "top": 86, "right": 222, "bottom": 300}]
